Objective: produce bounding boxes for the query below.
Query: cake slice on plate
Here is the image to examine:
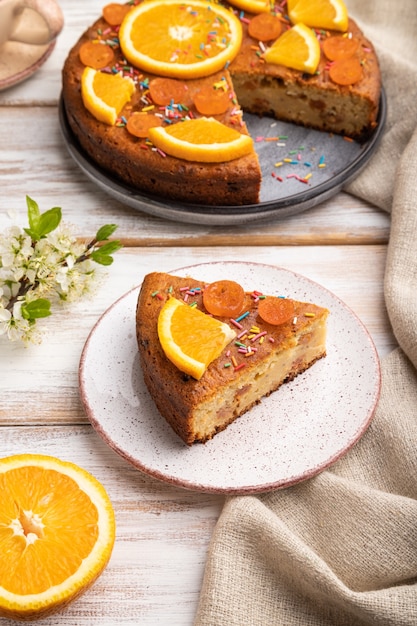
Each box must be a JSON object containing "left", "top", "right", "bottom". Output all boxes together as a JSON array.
[{"left": 136, "top": 272, "right": 329, "bottom": 445}]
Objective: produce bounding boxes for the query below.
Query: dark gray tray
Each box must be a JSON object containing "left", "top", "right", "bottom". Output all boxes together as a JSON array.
[{"left": 59, "top": 88, "right": 386, "bottom": 226}]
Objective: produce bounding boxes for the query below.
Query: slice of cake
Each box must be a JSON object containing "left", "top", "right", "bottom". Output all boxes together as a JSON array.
[{"left": 136, "top": 272, "right": 329, "bottom": 444}]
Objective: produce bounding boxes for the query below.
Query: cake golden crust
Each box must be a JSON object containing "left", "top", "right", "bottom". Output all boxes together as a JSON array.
[
  {"left": 62, "top": 3, "right": 380, "bottom": 206},
  {"left": 136, "top": 272, "right": 329, "bottom": 444}
]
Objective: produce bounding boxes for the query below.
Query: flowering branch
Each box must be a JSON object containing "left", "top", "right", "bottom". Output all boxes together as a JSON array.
[{"left": 0, "top": 196, "right": 123, "bottom": 344}]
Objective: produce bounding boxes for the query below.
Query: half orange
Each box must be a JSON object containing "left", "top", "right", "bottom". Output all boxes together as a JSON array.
[{"left": 0, "top": 454, "right": 115, "bottom": 620}]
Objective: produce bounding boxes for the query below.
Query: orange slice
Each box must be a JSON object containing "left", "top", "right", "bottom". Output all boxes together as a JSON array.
[
  {"left": 81, "top": 66, "right": 135, "bottom": 125},
  {"left": 148, "top": 117, "right": 254, "bottom": 162},
  {"left": 0, "top": 454, "right": 115, "bottom": 620},
  {"left": 118, "top": 0, "right": 243, "bottom": 79},
  {"left": 157, "top": 297, "right": 236, "bottom": 379},
  {"left": 287, "top": 0, "right": 349, "bottom": 32},
  {"left": 227, "top": 0, "right": 271, "bottom": 15},
  {"left": 263, "top": 23, "right": 320, "bottom": 74}
]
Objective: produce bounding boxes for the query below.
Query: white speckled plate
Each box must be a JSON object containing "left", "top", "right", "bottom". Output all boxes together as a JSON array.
[{"left": 79, "top": 262, "right": 381, "bottom": 494}]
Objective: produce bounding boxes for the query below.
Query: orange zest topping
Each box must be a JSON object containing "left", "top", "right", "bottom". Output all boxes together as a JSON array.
[
  {"left": 248, "top": 13, "right": 282, "bottom": 42},
  {"left": 102, "top": 2, "right": 132, "bottom": 26},
  {"left": 203, "top": 280, "right": 245, "bottom": 318},
  {"left": 126, "top": 112, "right": 163, "bottom": 138},
  {"left": 258, "top": 296, "right": 295, "bottom": 325},
  {"left": 328, "top": 56, "right": 363, "bottom": 85},
  {"left": 149, "top": 77, "right": 188, "bottom": 106},
  {"left": 79, "top": 41, "right": 115, "bottom": 69},
  {"left": 322, "top": 35, "right": 359, "bottom": 61},
  {"left": 193, "top": 83, "right": 231, "bottom": 116}
]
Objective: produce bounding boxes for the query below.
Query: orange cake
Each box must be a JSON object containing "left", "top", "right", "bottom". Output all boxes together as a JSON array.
[
  {"left": 136, "top": 272, "right": 329, "bottom": 444},
  {"left": 62, "top": 0, "right": 381, "bottom": 206}
]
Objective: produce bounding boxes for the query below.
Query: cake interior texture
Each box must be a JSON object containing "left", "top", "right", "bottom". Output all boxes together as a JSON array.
[{"left": 136, "top": 272, "right": 329, "bottom": 444}]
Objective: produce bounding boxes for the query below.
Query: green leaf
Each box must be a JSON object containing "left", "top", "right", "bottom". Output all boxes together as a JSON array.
[
  {"left": 23, "top": 197, "right": 62, "bottom": 240},
  {"left": 95, "top": 240, "right": 123, "bottom": 256},
  {"left": 24, "top": 196, "right": 41, "bottom": 239},
  {"left": 95, "top": 224, "right": 118, "bottom": 242},
  {"left": 26, "top": 195, "right": 40, "bottom": 227},
  {"left": 21, "top": 298, "right": 52, "bottom": 320},
  {"left": 90, "top": 251, "right": 114, "bottom": 266},
  {"left": 37, "top": 207, "right": 62, "bottom": 237}
]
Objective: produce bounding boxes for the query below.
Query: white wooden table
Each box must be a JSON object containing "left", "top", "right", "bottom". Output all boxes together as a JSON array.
[{"left": 0, "top": 2, "right": 395, "bottom": 624}]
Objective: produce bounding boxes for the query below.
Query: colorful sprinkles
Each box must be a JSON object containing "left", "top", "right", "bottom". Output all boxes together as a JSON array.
[{"left": 151, "top": 281, "right": 313, "bottom": 374}]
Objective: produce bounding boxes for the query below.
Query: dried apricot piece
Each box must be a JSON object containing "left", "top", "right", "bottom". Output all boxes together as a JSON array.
[
  {"left": 79, "top": 41, "right": 115, "bottom": 69},
  {"left": 126, "top": 112, "right": 163, "bottom": 138},
  {"left": 329, "top": 56, "right": 363, "bottom": 85},
  {"left": 248, "top": 13, "right": 282, "bottom": 41},
  {"left": 258, "top": 296, "right": 295, "bottom": 325},
  {"left": 193, "top": 84, "right": 231, "bottom": 116},
  {"left": 322, "top": 35, "right": 359, "bottom": 61},
  {"left": 148, "top": 77, "right": 188, "bottom": 106},
  {"left": 102, "top": 3, "right": 132, "bottom": 26},
  {"left": 203, "top": 280, "right": 245, "bottom": 318}
]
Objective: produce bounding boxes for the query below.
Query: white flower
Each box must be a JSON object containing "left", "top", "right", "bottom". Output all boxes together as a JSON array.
[
  {"left": 0, "top": 226, "right": 33, "bottom": 268},
  {"left": 0, "top": 305, "right": 28, "bottom": 342},
  {"left": 0, "top": 200, "right": 120, "bottom": 344},
  {"left": 55, "top": 266, "right": 70, "bottom": 293},
  {"left": 0, "top": 307, "right": 12, "bottom": 335},
  {"left": 12, "top": 301, "right": 23, "bottom": 320}
]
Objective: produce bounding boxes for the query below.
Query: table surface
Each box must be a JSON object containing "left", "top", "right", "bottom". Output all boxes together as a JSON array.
[{"left": 0, "top": 2, "right": 395, "bottom": 624}]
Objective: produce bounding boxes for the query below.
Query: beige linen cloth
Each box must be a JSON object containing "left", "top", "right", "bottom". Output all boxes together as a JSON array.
[{"left": 194, "top": 1, "right": 417, "bottom": 624}]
